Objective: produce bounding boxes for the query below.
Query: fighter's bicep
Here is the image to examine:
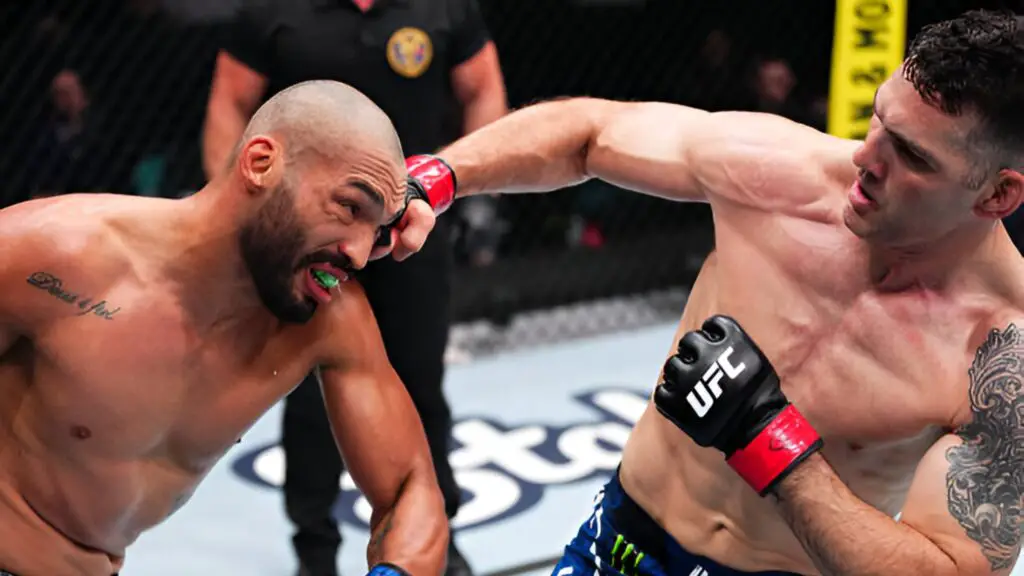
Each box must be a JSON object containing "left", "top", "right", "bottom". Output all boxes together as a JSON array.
[
  {"left": 315, "top": 283, "right": 432, "bottom": 510},
  {"left": 900, "top": 433, "right": 1021, "bottom": 576},
  {"left": 901, "top": 323, "right": 1024, "bottom": 575},
  {"left": 586, "top": 102, "right": 710, "bottom": 201}
]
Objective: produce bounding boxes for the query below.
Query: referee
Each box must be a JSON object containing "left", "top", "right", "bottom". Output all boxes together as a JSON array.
[{"left": 202, "top": 1, "right": 508, "bottom": 575}]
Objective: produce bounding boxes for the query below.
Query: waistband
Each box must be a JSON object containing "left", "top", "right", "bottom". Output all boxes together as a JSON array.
[
  {"left": 604, "top": 469, "right": 674, "bottom": 567},
  {"left": 602, "top": 470, "right": 798, "bottom": 576}
]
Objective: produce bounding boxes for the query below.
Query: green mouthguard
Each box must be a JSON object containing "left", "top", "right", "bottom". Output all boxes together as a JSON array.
[{"left": 312, "top": 269, "right": 340, "bottom": 289}]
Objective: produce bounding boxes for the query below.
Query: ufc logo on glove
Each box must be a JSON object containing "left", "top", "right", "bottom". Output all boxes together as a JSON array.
[
  {"left": 655, "top": 316, "right": 823, "bottom": 496},
  {"left": 687, "top": 346, "right": 747, "bottom": 417}
]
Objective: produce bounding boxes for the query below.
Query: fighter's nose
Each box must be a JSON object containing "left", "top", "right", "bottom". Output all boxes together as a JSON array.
[{"left": 340, "top": 240, "right": 371, "bottom": 271}]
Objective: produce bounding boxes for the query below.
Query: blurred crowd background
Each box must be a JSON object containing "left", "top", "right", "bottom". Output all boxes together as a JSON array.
[{"left": 0, "top": 0, "right": 1019, "bottom": 331}]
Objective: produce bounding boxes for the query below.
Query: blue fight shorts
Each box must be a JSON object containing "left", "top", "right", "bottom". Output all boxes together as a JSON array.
[{"left": 553, "top": 470, "right": 798, "bottom": 576}]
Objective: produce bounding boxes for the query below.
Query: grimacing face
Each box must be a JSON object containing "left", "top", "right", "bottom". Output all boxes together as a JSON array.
[
  {"left": 845, "top": 72, "right": 995, "bottom": 247},
  {"left": 238, "top": 151, "right": 404, "bottom": 324}
]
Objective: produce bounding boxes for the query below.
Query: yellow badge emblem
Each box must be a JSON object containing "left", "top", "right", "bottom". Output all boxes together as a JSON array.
[{"left": 386, "top": 27, "right": 433, "bottom": 78}]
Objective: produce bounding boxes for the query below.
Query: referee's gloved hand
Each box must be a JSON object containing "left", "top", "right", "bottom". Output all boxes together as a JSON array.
[{"left": 369, "top": 155, "right": 455, "bottom": 262}]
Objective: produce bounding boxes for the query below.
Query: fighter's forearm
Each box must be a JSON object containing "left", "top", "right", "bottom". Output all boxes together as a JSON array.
[
  {"left": 366, "top": 466, "right": 448, "bottom": 574},
  {"left": 439, "top": 97, "right": 624, "bottom": 197},
  {"left": 774, "top": 453, "right": 957, "bottom": 576}
]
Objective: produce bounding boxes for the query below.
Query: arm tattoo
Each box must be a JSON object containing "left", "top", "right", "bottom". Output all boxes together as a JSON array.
[
  {"left": 26, "top": 271, "right": 120, "bottom": 320},
  {"left": 946, "top": 323, "right": 1024, "bottom": 571},
  {"left": 367, "top": 508, "right": 395, "bottom": 562}
]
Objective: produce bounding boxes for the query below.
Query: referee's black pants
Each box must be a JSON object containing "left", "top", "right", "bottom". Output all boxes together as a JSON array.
[{"left": 281, "top": 222, "right": 460, "bottom": 574}]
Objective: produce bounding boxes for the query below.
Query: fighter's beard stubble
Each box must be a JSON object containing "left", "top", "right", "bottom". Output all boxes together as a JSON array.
[
  {"left": 946, "top": 323, "right": 1024, "bottom": 571},
  {"left": 238, "top": 185, "right": 318, "bottom": 324}
]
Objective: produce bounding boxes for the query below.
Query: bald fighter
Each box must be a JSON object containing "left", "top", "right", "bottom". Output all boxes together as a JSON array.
[
  {"left": 407, "top": 10, "right": 1024, "bottom": 575},
  {"left": 0, "top": 80, "right": 453, "bottom": 576}
]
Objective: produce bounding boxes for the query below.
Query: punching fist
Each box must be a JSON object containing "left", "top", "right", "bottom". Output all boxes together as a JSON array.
[
  {"left": 370, "top": 155, "right": 456, "bottom": 261},
  {"left": 654, "top": 315, "right": 823, "bottom": 496}
]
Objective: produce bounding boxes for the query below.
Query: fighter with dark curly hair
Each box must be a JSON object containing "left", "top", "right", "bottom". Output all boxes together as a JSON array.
[{"left": 405, "top": 9, "right": 1024, "bottom": 576}]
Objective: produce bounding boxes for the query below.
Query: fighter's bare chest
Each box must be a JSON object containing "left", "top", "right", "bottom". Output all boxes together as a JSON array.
[
  {"left": 776, "top": 292, "right": 973, "bottom": 442},
  {"left": 758, "top": 292, "right": 982, "bottom": 509},
  {"left": 28, "top": 306, "right": 319, "bottom": 467},
  {"left": 704, "top": 221, "right": 984, "bottom": 442}
]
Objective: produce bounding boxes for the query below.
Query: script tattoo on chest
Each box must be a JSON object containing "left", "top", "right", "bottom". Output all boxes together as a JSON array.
[
  {"left": 26, "top": 271, "right": 121, "bottom": 320},
  {"left": 946, "top": 323, "right": 1024, "bottom": 571}
]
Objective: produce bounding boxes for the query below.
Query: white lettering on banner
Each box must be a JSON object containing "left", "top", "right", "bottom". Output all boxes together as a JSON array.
[
  {"left": 687, "top": 346, "right": 747, "bottom": 418},
  {"left": 231, "top": 387, "right": 648, "bottom": 530}
]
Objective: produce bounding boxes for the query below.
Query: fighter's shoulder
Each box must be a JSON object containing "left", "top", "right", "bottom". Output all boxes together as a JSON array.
[
  {"left": 695, "top": 110, "right": 855, "bottom": 160},
  {"left": 963, "top": 309, "right": 1024, "bottom": 392},
  {"left": 309, "top": 280, "right": 386, "bottom": 371},
  {"left": 0, "top": 195, "right": 135, "bottom": 328},
  {"left": 0, "top": 195, "right": 129, "bottom": 274},
  {"left": 690, "top": 111, "right": 859, "bottom": 209}
]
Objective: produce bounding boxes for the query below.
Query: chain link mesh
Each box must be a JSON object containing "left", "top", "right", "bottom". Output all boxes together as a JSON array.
[{"left": 0, "top": 0, "right": 1017, "bottom": 338}]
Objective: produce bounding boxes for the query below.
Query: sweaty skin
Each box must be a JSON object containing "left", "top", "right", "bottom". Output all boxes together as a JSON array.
[
  {"left": 436, "top": 77, "right": 1024, "bottom": 573},
  {"left": 0, "top": 80, "right": 446, "bottom": 576}
]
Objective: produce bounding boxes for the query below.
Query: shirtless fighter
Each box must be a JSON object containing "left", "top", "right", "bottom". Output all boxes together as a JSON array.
[
  {"left": 404, "top": 10, "right": 1024, "bottom": 575},
  {"left": 0, "top": 80, "right": 454, "bottom": 576}
]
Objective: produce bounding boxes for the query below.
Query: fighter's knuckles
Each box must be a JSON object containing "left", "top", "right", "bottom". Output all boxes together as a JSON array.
[
  {"left": 703, "top": 315, "right": 746, "bottom": 341},
  {"left": 402, "top": 203, "right": 434, "bottom": 243},
  {"left": 406, "top": 198, "right": 435, "bottom": 224},
  {"left": 662, "top": 355, "right": 694, "bottom": 385},
  {"left": 653, "top": 383, "right": 677, "bottom": 412},
  {"left": 677, "top": 331, "right": 712, "bottom": 362}
]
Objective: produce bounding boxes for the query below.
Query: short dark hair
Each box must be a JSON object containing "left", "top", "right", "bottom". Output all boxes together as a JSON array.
[{"left": 903, "top": 10, "right": 1024, "bottom": 180}]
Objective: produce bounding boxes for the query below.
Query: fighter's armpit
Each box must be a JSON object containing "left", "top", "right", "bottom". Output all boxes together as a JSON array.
[
  {"left": 24, "top": 271, "right": 122, "bottom": 320},
  {"left": 944, "top": 322, "right": 1024, "bottom": 572}
]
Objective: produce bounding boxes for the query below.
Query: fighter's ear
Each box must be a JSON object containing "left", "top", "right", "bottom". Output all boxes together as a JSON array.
[
  {"left": 975, "top": 169, "right": 1024, "bottom": 220},
  {"left": 239, "top": 135, "right": 284, "bottom": 194}
]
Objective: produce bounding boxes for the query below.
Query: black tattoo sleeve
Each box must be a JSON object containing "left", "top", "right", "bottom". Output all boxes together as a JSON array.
[
  {"left": 946, "top": 323, "right": 1024, "bottom": 571},
  {"left": 26, "top": 271, "right": 121, "bottom": 320}
]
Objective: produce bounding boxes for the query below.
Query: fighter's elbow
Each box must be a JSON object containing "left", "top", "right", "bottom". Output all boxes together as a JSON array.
[
  {"left": 411, "top": 456, "right": 447, "bottom": 526},
  {"left": 412, "top": 453, "right": 448, "bottom": 529},
  {"left": 577, "top": 99, "right": 635, "bottom": 177},
  {"left": 418, "top": 485, "right": 449, "bottom": 567},
  {"left": 370, "top": 464, "right": 448, "bottom": 573}
]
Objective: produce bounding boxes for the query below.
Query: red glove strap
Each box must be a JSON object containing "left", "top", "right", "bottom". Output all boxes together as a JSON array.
[
  {"left": 406, "top": 155, "right": 456, "bottom": 214},
  {"left": 726, "top": 404, "right": 821, "bottom": 496}
]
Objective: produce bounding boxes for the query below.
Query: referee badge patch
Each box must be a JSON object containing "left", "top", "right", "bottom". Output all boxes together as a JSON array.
[{"left": 386, "top": 27, "right": 433, "bottom": 78}]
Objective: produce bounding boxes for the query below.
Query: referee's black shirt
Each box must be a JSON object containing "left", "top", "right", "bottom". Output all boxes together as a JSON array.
[{"left": 224, "top": 0, "right": 490, "bottom": 155}]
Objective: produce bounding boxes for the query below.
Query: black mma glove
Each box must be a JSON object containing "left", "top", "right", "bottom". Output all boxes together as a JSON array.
[{"left": 654, "top": 315, "right": 823, "bottom": 496}]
